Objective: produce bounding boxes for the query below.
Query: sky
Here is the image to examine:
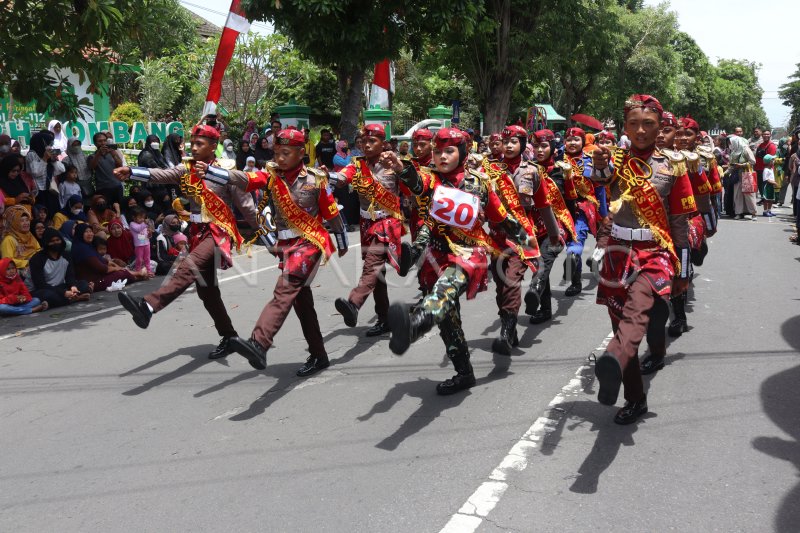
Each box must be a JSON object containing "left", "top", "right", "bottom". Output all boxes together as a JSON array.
[{"left": 181, "top": 0, "right": 798, "bottom": 128}]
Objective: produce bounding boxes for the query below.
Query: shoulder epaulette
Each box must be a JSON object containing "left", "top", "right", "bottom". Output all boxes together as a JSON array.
[
  {"left": 216, "top": 158, "right": 236, "bottom": 170},
  {"left": 307, "top": 166, "right": 327, "bottom": 187}
]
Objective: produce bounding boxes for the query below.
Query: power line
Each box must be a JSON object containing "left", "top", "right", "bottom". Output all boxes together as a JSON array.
[{"left": 179, "top": 1, "right": 273, "bottom": 32}]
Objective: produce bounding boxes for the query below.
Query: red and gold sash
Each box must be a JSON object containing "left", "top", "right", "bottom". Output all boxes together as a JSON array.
[
  {"left": 493, "top": 167, "right": 540, "bottom": 261},
  {"left": 544, "top": 175, "right": 576, "bottom": 240},
  {"left": 610, "top": 150, "right": 679, "bottom": 271},
  {"left": 266, "top": 166, "right": 334, "bottom": 261},
  {"left": 180, "top": 160, "right": 243, "bottom": 250},
  {"left": 353, "top": 158, "right": 403, "bottom": 220},
  {"left": 565, "top": 156, "right": 599, "bottom": 206}
]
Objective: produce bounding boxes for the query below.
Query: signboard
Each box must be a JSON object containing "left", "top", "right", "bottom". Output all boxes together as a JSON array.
[{"left": 0, "top": 120, "right": 185, "bottom": 147}]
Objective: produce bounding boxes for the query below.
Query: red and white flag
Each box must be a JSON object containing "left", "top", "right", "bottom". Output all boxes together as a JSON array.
[
  {"left": 369, "top": 59, "right": 394, "bottom": 109},
  {"left": 202, "top": 0, "right": 251, "bottom": 116}
]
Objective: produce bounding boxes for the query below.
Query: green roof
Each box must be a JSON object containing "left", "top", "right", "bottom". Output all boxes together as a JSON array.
[{"left": 535, "top": 103, "right": 566, "bottom": 122}]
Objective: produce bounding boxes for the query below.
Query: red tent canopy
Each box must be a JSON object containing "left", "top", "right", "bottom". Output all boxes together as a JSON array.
[{"left": 570, "top": 113, "right": 604, "bottom": 131}]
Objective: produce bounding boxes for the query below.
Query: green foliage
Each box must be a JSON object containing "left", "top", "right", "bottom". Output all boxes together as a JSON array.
[
  {"left": 778, "top": 63, "right": 800, "bottom": 128},
  {"left": 109, "top": 102, "right": 145, "bottom": 126},
  {"left": 137, "top": 59, "right": 179, "bottom": 121}
]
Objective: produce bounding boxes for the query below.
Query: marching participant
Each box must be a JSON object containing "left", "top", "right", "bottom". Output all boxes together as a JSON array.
[
  {"left": 590, "top": 95, "right": 697, "bottom": 424},
  {"left": 406, "top": 128, "right": 435, "bottom": 242},
  {"left": 487, "top": 133, "right": 504, "bottom": 161},
  {"left": 383, "top": 128, "right": 534, "bottom": 394},
  {"left": 525, "top": 129, "right": 576, "bottom": 324},
  {"left": 488, "top": 125, "right": 561, "bottom": 354},
  {"left": 228, "top": 128, "right": 349, "bottom": 376},
  {"left": 331, "top": 124, "right": 404, "bottom": 337},
  {"left": 113, "top": 116, "right": 262, "bottom": 360}
]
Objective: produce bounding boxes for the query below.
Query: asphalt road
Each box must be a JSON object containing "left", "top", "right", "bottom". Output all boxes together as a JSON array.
[{"left": 2, "top": 206, "right": 799, "bottom": 532}]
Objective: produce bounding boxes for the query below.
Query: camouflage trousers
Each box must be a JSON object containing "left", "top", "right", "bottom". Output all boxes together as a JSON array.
[{"left": 420, "top": 265, "right": 469, "bottom": 358}]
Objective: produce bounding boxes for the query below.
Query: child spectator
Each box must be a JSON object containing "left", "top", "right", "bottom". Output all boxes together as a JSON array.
[
  {"left": 106, "top": 218, "right": 134, "bottom": 265},
  {"left": 0, "top": 257, "right": 47, "bottom": 315},
  {"left": 128, "top": 207, "right": 152, "bottom": 275},
  {"left": 171, "top": 232, "right": 189, "bottom": 261},
  {"left": 32, "top": 221, "right": 46, "bottom": 246},
  {"left": 29, "top": 228, "right": 91, "bottom": 308},
  {"left": 762, "top": 154, "right": 777, "bottom": 217},
  {"left": 52, "top": 194, "right": 87, "bottom": 230},
  {"left": 243, "top": 156, "right": 257, "bottom": 172},
  {"left": 58, "top": 164, "right": 82, "bottom": 209}
]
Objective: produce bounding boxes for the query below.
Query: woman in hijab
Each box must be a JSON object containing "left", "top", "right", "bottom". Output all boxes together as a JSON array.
[
  {"left": 29, "top": 227, "right": 91, "bottom": 308},
  {"left": 162, "top": 133, "right": 184, "bottom": 168},
  {"left": 71, "top": 223, "right": 140, "bottom": 291},
  {"left": 62, "top": 137, "right": 91, "bottom": 197},
  {"left": 1, "top": 205, "right": 41, "bottom": 289},
  {"left": 59, "top": 220, "right": 77, "bottom": 253},
  {"left": 154, "top": 213, "right": 181, "bottom": 274},
  {"left": 236, "top": 139, "right": 253, "bottom": 170},
  {"left": 106, "top": 218, "right": 135, "bottom": 265},
  {"left": 221, "top": 138, "right": 237, "bottom": 160},
  {"left": 0, "top": 154, "right": 34, "bottom": 208},
  {"left": 32, "top": 220, "right": 47, "bottom": 246},
  {"left": 51, "top": 194, "right": 87, "bottom": 230},
  {"left": 86, "top": 194, "right": 117, "bottom": 238},
  {"left": 242, "top": 120, "right": 257, "bottom": 142},
  {"left": 254, "top": 136, "right": 272, "bottom": 167},
  {"left": 26, "top": 130, "right": 63, "bottom": 216},
  {"left": 729, "top": 134, "right": 757, "bottom": 220},
  {"left": 48, "top": 120, "right": 69, "bottom": 153},
  {"left": 137, "top": 135, "right": 168, "bottom": 169}
]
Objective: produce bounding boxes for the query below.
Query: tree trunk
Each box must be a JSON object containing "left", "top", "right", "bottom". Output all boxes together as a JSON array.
[
  {"left": 483, "top": 76, "right": 515, "bottom": 132},
  {"left": 336, "top": 66, "right": 365, "bottom": 143}
]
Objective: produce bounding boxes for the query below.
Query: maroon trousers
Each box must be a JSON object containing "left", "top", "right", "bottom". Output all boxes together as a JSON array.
[
  {"left": 144, "top": 234, "right": 236, "bottom": 338},
  {"left": 606, "top": 274, "right": 669, "bottom": 403},
  {"left": 348, "top": 245, "right": 389, "bottom": 322},
  {"left": 251, "top": 273, "right": 327, "bottom": 359},
  {"left": 490, "top": 254, "right": 527, "bottom": 315}
]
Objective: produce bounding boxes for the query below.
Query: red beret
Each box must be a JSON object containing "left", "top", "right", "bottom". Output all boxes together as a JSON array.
[
  {"left": 362, "top": 123, "right": 386, "bottom": 139},
  {"left": 411, "top": 128, "right": 434, "bottom": 141},
  {"left": 191, "top": 124, "right": 220, "bottom": 141},
  {"left": 501, "top": 125, "right": 528, "bottom": 139},
  {"left": 488, "top": 132, "right": 502, "bottom": 142},
  {"left": 596, "top": 130, "right": 616, "bottom": 143},
  {"left": 276, "top": 127, "right": 305, "bottom": 147},
  {"left": 433, "top": 127, "right": 466, "bottom": 149},
  {"left": 660, "top": 111, "right": 678, "bottom": 128},
  {"left": 679, "top": 116, "right": 700, "bottom": 132},
  {"left": 624, "top": 94, "right": 663, "bottom": 118},
  {"left": 565, "top": 127, "right": 586, "bottom": 140},
  {"left": 531, "top": 129, "right": 555, "bottom": 143}
]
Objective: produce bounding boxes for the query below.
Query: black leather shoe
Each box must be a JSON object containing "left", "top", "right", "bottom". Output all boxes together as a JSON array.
[
  {"left": 209, "top": 336, "right": 235, "bottom": 359},
  {"left": 335, "top": 297, "right": 358, "bottom": 327},
  {"left": 667, "top": 319, "right": 688, "bottom": 337},
  {"left": 398, "top": 242, "right": 414, "bottom": 277},
  {"left": 296, "top": 356, "right": 330, "bottom": 377},
  {"left": 365, "top": 321, "right": 390, "bottom": 337},
  {"left": 529, "top": 309, "right": 552, "bottom": 324},
  {"left": 436, "top": 372, "right": 476, "bottom": 395},
  {"left": 640, "top": 355, "right": 665, "bottom": 375},
  {"left": 595, "top": 354, "right": 622, "bottom": 406},
  {"left": 564, "top": 281, "right": 582, "bottom": 297},
  {"left": 229, "top": 337, "right": 267, "bottom": 370},
  {"left": 118, "top": 292, "right": 152, "bottom": 329},
  {"left": 524, "top": 282, "right": 541, "bottom": 315},
  {"left": 614, "top": 396, "right": 648, "bottom": 425},
  {"left": 492, "top": 312, "right": 518, "bottom": 356}
]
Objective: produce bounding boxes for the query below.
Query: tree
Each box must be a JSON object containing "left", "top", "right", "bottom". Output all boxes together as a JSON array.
[
  {"left": 241, "top": 0, "right": 482, "bottom": 141},
  {"left": 779, "top": 63, "right": 800, "bottom": 128},
  {"left": 137, "top": 59, "right": 179, "bottom": 121},
  {"left": 709, "top": 59, "right": 770, "bottom": 132}
]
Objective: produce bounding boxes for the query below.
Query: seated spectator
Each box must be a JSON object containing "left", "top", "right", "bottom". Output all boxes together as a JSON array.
[
  {"left": 59, "top": 220, "right": 77, "bottom": 253},
  {"left": 0, "top": 257, "right": 47, "bottom": 315},
  {"left": 162, "top": 133, "right": 184, "bottom": 168},
  {"left": 172, "top": 232, "right": 189, "bottom": 257},
  {"left": 121, "top": 195, "right": 138, "bottom": 228},
  {"left": 221, "top": 139, "right": 236, "bottom": 160},
  {"left": 243, "top": 156, "right": 257, "bottom": 172},
  {"left": 32, "top": 205, "right": 49, "bottom": 226},
  {"left": 58, "top": 164, "right": 82, "bottom": 209},
  {"left": 0, "top": 154, "right": 34, "bottom": 209},
  {"left": 52, "top": 194, "right": 87, "bottom": 230},
  {"left": 71, "top": 223, "right": 141, "bottom": 292},
  {"left": 236, "top": 139, "right": 253, "bottom": 170},
  {"left": 154, "top": 214, "right": 182, "bottom": 274},
  {"left": 29, "top": 228, "right": 91, "bottom": 308},
  {"left": 1, "top": 206, "right": 41, "bottom": 286},
  {"left": 86, "top": 194, "right": 118, "bottom": 238},
  {"left": 137, "top": 135, "right": 169, "bottom": 169},
  {"left": 63, "top": 137, "right": 92, "bottom": 198},
  {"left": 106, "top": 218, "right": 135, "bottom": 265},
  {"left": 32, "top": 220, "right": 46, "bottom": 246}
]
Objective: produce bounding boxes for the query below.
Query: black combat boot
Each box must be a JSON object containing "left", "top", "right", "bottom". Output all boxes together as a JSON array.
[
  {"left": 614, "top": 395, "right": 648, "bottom": 425},
  {"left": 388, "top": 302, "right": 434, "bottom": 355},
  {"left": 667, "top": 293, "right": 689, "bottom": 337},
  {"left": 398, "top": 242, "right": 422, "bottom": 277},
  {"left": 564, "top": 254, "right": 582, "bottom": 297},
  {"left": 208, "top": 336, "right": 236, "bottom": 360},
  {"left": 436, "top": 351, "right": 476, "bottom": 395},
  {"left": 524, "top": 279, "right": 543, "bottom": 316},
  {"left": 492, "top": 311, "right": 519, "bottom": 356},
  {"left": 118, "top": 292, "right": 152, "bottom": 329},
  {"left": 595, "top": 353, "right": 622, "bottom": 406},
  {"left": 229, "top": 336, "right": 267, "bottom": 370}
]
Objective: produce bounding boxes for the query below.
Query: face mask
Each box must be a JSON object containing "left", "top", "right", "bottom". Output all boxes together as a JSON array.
[
  {"left": 71, "top": 208, "right": 82, "bottom": 216},
  {"left": 0, "top": 146, "right": 9, "bottom": 155},
  {"left": 69, "top": 145, "right": 81, "bottom": 154},
  {"left": 144, "top": 200, "right": 154, "bottom": 208},
  {"left": 150, "top": 142, "right": 160, "bottom": 150},
  {"left": 47, "top": 242, "right": 64, "bottom": 253},
  {"left": 169, "top": 224, "right": 180, "bottom": 231},
  {"left": 96, "top": 203, "right": 107, "bottom": 211}
]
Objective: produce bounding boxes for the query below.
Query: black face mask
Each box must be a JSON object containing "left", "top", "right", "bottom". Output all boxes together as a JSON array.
[
  {"left": 47, "top": 242, "right": 65, "bottom": 253},
  {"left": 96, "top": 203, "right": 107, "bottom": 211},
  {"left": 168, "top": 224, "right": 180, "bottom": 231}
]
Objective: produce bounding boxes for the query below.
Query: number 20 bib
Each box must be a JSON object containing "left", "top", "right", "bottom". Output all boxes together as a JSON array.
[{"left": 430, "top": 185, "right": 480, "bottom": 230}]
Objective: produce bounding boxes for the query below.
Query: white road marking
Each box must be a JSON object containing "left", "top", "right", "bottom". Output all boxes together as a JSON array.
[
  {"left": 439, "top": 332, "right": 614, "bottom": 533},
  {"left": 0, "top": 243, "right": 361, "bottom": 342}
]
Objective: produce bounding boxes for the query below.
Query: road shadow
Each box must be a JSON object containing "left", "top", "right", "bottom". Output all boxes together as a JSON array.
[
  {"left": 225, "top": 362, "right": 313, "bottom": 421},
  {"left": 751, "top": 315, "right": 800, "bottom": 532},
  {"left": 358, "top": 354, "right": 513, "bottom": 451},
  {"left": 120, "top": 344, "right": 226, "bottom": 396}
]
